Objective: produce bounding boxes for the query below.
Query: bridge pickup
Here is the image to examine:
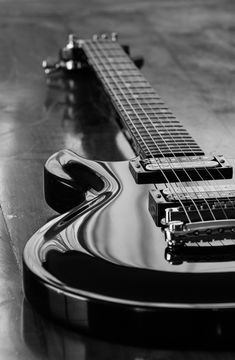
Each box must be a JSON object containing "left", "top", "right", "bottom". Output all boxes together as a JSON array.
[
  {"left": 149, "top": 183, "right": 235, "bottom": 226},
  {"left": 129, "top": 155, "right": 232, "bottom": 184}
]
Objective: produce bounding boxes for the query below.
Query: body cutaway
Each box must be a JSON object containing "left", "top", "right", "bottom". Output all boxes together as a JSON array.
[{"left": 23, "top": 150, "right": 235, "bottom": 346}]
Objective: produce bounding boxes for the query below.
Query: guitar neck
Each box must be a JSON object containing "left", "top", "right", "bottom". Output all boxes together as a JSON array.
[{"left": 83, "top": 39, "right": 204, "bottom": 159}]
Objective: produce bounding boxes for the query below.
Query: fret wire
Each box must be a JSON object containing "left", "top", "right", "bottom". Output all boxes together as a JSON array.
[
  {"left": 103, "top": 41, "right": 231, "bottom": 219},
  {"left": 119, "top": 108, "right": 198, "bottom": 147},
  {"left": 86, "top": 41, "right": 212, "bottom": 222},
  {"left": 94, "top": 44, "right": 202, "bottom": 154},
  {"left": 88, "top": 41, "right": 231, "bottom": 222},
  {"left": 86, "top": 41, "right": 231, "bottom": 217},
  {"left": 103, "top": 86, "right": 195, "bottom": 149},
  {"left": 84, "top": 40, "right": 199, "bottom": 221}
]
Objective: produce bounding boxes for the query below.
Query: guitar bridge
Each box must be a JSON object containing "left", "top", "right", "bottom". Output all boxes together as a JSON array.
[
  {"left": 130, "top": 155, "right": 232, "bottom": 184},
  {"left": 164, "top": 218, "right": 235, "bottom": 247}
]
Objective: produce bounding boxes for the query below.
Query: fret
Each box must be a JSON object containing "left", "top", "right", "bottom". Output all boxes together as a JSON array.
[
  {"left": 106, "top": 82, "right": 151, "bottom": 89},
  {"left": 113, "top": 93, "right": 163, "bottom": 101},
  {"left": 101, "top": 69, "right": 141, "bottom": 76},
  {"left": 134, "top": 137, "right": 198, "bottom": 147},
  {"left": 97, "top": 64, "right": 135, "bottom": 71},
  {"left": 84, "top": 40, "right": 204, "bottom": 158},
  {"left": 138, "top": 137, "right": 197, "bottom": 143},
  {"left": 117, "top": 106, "right": 174, "bottom": 116},
  {"left": 108, "top": 88, "right": 157, "bottom": 96}
]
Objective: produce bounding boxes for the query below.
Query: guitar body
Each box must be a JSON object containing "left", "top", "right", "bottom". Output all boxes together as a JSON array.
[
  {"left": 23, "top": 34, "right": 235, "bottom": 347},
  {"left": 23, "top": 150, "right": 235, "bottom": 346}
]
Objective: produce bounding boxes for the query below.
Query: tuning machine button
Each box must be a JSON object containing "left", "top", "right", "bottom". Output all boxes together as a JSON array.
[
  {"left": 43, "top": 34, "right": 86, "bottom": 76},
  {"left": 92, "top": 34, "right": 99, "bottom": 41},
  {"left": 42, "top": 59, "right": 63, "bottom": 75},
  {"left": 101, "top": 33, "right": 108, "bottom": 40},
  {"left": 60, "top": 34, "right": 81, "bottom": 61},
  {"left": 111, "top": 32, "right": 118, "bottom": 41}
]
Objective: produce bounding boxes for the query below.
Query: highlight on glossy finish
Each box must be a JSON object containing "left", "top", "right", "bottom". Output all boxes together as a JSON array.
[{"left": 23, "top": 34, "right": 235, "bottom": 346}]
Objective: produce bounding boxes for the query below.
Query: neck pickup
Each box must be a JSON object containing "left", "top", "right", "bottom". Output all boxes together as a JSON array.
[{"left": 130, "top": 155, "right": 232, "bottom": 184}]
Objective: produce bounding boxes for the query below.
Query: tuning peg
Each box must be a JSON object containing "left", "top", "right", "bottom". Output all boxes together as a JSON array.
[
  {"left": 42, "top": 59, "right": 63, "bottom": 75},
  {"left": 43, "top": 34, "right": 86, "bottom": 76},
  {"left": 67, "top": 34, "right": 79, "bottom": 48},
  {"left": 101, "top": 33, "right": 108, "bottom": 40},
  {"left": 92, "top": 34, "right": 99, "bottom": 41},
  {"left": 60, "top": 34, "right": 82, "bottom": 61},
  {"left": 111, "top": 32, "right": 118, "bottom": 42}
]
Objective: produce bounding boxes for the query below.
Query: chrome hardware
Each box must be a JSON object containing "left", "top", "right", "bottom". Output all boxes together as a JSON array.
[
  {"left": 61, "top": 33, "right": 83, "bottom": 57},
  {"left": 111, "top": 32, "right": 118, "bottom": 41},
  {"left": 145, "top": 160, "right": 217, "bottom": 171},
  {"left": 129, "top": 155, "right": 232, "bottom": 184},
  {"left": 42, "top": 59, "right": 62, "bottom": 75},
  {"left": 162, "top": 184, "right": 235, "bottom": 202},
  {"left": 165, "top": 219, "right": 235, "bottom": 247},
  {"left": 144, "top": 155, "right": 223, "bottom": 171},
  {"left": 168, "top": 220, "right": 184, "bottom": 232},
  {"left": 164, "top": 207, "right": 180, "bottom": 225},
  {"left": 101, "top": 33, "right": 108, "bottom": 39},
  {"left": 92, "top": 34, "right": 99, "bottom": 41},
  {"left": 42, "top": 34, "right": 85, "bottom": 75},
  {"left": 67, "top": 34, "right": 79, "bottom": 48}
]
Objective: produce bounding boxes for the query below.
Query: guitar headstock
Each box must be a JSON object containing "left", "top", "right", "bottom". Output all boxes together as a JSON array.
[
  {"left": 42, "top": 32, "right": 143, "bottom": 76},
  {"left": 42, "top": 33, "right": 119, "bottom": 75},
  {"left": 42, "top": 34, "right": 85, "bottom": 75}
]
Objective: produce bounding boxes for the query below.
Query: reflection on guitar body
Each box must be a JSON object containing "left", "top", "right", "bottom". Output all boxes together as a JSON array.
[{"left": 23, "top": 34, "right": 235, "bottom": 347}]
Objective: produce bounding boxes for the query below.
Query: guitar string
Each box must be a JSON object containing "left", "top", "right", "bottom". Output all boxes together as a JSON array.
[
  {"left": 84, "top": 40, "right": 205, "bottom": 223},
  {"left": 105, "top": 50, "right": 235, "bottom": 247},
  {"left": 103, "top": 44, "right": 226, "bottom": 222},
  {"left": 105, "top": 46, "right": 231, "bottom": 222},
  {"left": 87, "top": 40, "right": 234, "bottom": 225},
  {"left": 99, "top": 41, "right": 234, "bottom": 246},
  {"left": 83, "top": 41, "right": 193, "bottom": 222},
  {"left": 96, "top": 40, "right": 233, "bottom": 224},
  {"left": 86, "top": 40, "right": 223, "bottom": 223},
  {"left": 99, "top": 43, "right": 233, "bottom": 196}
]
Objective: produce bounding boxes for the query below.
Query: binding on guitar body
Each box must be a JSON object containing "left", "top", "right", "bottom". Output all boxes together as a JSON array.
[{"left": 23, "top": 33, "right": 235, "bottom": 347}]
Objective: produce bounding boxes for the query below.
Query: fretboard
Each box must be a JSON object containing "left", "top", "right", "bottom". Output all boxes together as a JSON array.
[{"left": 83, "top": 39, "right": 204, "bottom": 159}]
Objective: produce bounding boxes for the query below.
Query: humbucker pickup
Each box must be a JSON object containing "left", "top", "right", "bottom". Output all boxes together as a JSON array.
[
  {"left": 129, "top": 155, "right": 232, "bottom": 184},
  {"left": 149, "top": 183, "right": 235, "bottom": 226},
  {"left": 149, "top": 183, "right": 235, "bottom": 247}
]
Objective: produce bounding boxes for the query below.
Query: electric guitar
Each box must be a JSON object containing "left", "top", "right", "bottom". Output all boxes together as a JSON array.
[{"left": 23, "top": 34, "right": 235, "bottom": 347}]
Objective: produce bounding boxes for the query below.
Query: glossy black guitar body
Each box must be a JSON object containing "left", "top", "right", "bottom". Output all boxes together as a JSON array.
[
  {"left": 23, "top": 34, "right": 235, "bottom": 347},
  {"left": 23, "top": 149, "right": 235, "bottom": 347}
]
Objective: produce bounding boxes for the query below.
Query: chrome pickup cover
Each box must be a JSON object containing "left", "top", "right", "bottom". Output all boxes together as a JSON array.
[
  {"left": 145, "top": 155, "right": 217, "bottom": 171},
  {"left": 149, "top": 183, "right": 235, "bottom": 227},
  {"left": 130, "top": 155, "right": 232, "bottom": 184},
  {"left": 162, "top": 184, "right": 235, "bottom": 201}
]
